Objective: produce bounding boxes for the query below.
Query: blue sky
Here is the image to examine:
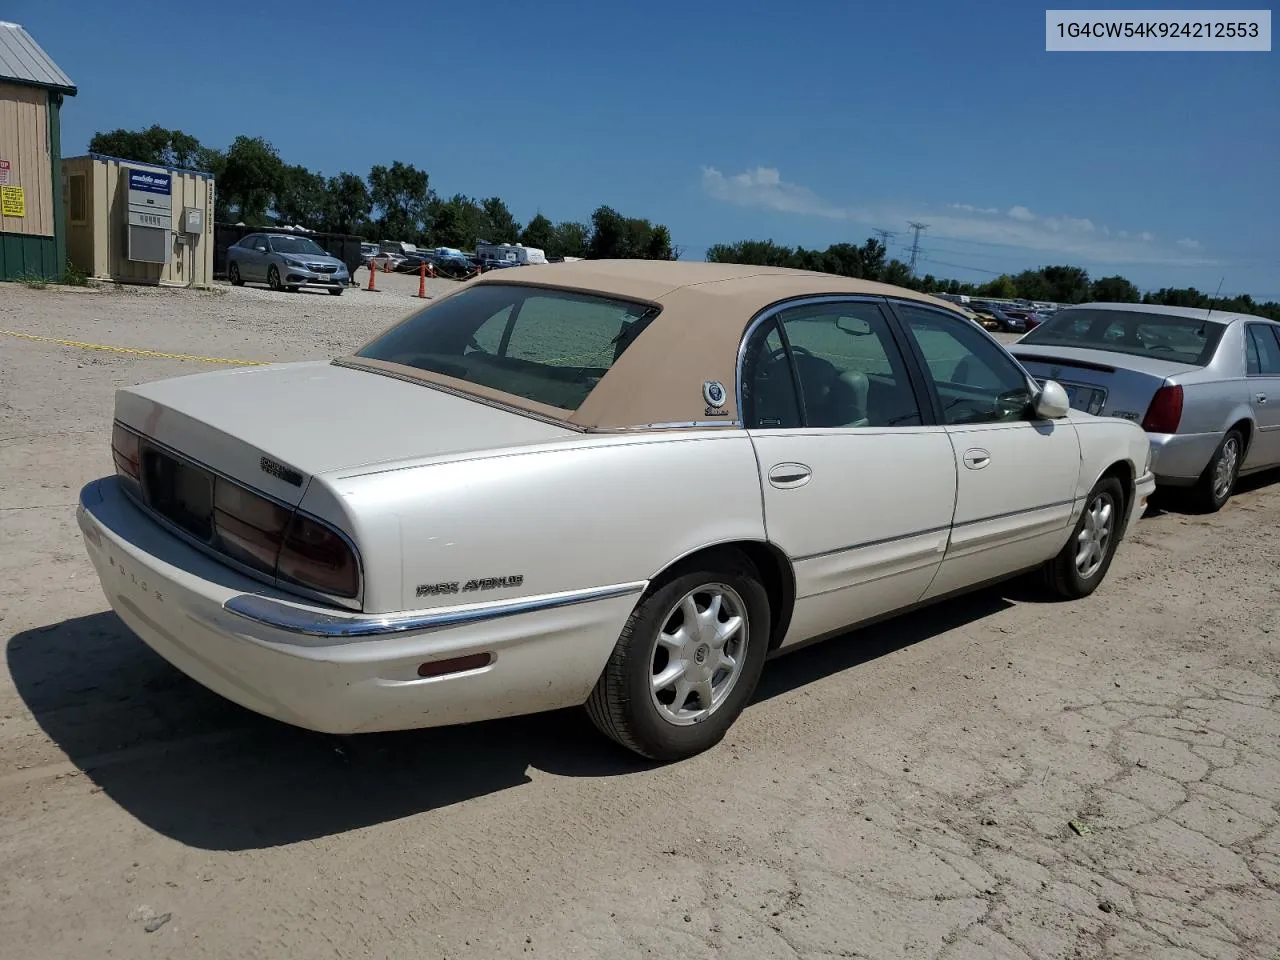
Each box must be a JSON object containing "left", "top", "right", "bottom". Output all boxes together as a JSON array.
[{"left": 11, "top": 0, "right": 1279, "bottom": 299}]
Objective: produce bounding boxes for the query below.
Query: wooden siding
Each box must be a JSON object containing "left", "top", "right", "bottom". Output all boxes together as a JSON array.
[{"left": 0, "top": 81, "right": 54, "bottom": 238}]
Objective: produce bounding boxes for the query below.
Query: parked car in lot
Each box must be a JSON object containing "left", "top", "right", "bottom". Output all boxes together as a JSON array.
[
  {"left": 972, "top": 301, "right": 1027, "bottom": 333},
  {"left": 1003, "top": 309, "right": 1040, "bottom": 330},
  {"left": 227, "top": 233, "right": 350, "bottom": 294},
  {"left": 78, "top": 261, "right": 1154, "bottom": 760},
  {"left": 1011, "top": 302, "right": 1280, "bottom": 511}
]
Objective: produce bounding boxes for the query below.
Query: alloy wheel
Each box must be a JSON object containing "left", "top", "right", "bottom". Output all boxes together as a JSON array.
[
  {"left": 1213, "top": 436, "right": 1240, "bottom": 502},
  {"left": 1074, "top": 492, "right": 1115, "bottom": 579},
  {"left": 648, "top": 584, "right": 749, "bottom": 726}
]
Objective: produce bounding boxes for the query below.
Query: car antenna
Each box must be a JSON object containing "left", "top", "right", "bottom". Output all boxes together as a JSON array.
[{"left": 1198, "top": 277, "right": 1224, "bottom": 335}]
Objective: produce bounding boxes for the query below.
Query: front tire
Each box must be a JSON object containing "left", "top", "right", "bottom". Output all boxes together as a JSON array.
[
  {"left": 1190, "top": 428, "right": 1243, "bottom": 513},
  {"left": 586, "top": 550, "right": 771, "bottom": 761},
  {"left": 1041, "top": 475, "right": 1125, "bottom": 600},
  {"left": 267, "top": 265, "right": 282, "bottom": 291},
  {"left": 328, "top": 287, "right": 343, "bottom": 296}
]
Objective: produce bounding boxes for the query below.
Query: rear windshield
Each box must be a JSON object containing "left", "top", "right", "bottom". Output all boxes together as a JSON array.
[
  {"left": 355, "top": 283, "right": 660, "bottom": 411},
  {"left": 1018, "top": 307, "right": 1226, "bottom": 366},
  {"left": 269, "top": 236, "right": 326, "bottom": 255}
]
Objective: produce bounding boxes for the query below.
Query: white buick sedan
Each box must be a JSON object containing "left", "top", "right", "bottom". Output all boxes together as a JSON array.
[{"left": 78, "top": 261, "right": 1155, "bottom": 760}]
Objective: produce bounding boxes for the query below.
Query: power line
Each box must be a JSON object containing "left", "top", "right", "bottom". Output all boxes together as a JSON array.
[
  {"left": 906, "top": 222, "right": 928, "bottom": 276},
  {"left": 917, "top": 255, "right": 1003, "bottom": 276}
]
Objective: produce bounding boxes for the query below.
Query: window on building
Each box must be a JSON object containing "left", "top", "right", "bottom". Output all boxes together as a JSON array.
[{"left": 68, "top": 174, "right": 87, "bottom": 224}]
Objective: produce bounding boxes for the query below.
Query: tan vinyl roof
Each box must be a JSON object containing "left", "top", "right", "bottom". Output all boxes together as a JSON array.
[{"left": 341, "top": 259, "right": 970, "bottom": 430}]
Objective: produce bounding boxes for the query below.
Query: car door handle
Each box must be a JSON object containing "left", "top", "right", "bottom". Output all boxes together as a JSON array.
[
  {"left": 768, "top": 462, "right": 812, "bottom": 488},
  {"left": 962, "top": 448, "right": 991, "bottom": 470}
]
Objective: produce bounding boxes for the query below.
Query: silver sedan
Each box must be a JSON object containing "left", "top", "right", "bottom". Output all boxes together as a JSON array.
[
  {"left": 1010, "top": 303, "right": 1280, "bottom": 511},
  {"left": 227, "top": 233, "right": 350, "bottom": 295}
]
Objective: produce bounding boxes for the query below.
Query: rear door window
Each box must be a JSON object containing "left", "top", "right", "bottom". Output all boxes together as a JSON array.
[{"left": 1247, "top": 324, "right": 1280, "bottom": 376}]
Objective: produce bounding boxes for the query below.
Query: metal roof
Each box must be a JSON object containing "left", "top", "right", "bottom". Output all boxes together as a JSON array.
[{"left": 0, "top": 22, "right": 76, "bottom": 95}]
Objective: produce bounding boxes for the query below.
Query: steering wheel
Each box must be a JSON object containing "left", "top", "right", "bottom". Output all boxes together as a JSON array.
[{"left": 767, "top": 344, "right": 815, "bottom": 365}]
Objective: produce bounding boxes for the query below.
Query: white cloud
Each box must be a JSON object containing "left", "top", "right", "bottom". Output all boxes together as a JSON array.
[
  {"left": 699, "top": 166, "right": 850, "bottom": 220},
  {"left": 700, "top": 166, "right": 1219, "bottom": 268}
]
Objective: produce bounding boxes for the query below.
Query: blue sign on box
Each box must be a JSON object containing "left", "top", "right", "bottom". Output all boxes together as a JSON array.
[{"left": 128, "top": 169, "right": 171, "bottom": 195}]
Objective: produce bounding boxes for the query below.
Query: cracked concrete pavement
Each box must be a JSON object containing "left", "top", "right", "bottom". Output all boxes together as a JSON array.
[{"left": 2, "top": 282, "right": 1278, "bottom": 959}]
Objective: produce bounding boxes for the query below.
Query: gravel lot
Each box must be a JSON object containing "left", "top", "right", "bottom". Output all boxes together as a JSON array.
[{"left": 2, "top": 279, "right": 1278, "bottom": 960}]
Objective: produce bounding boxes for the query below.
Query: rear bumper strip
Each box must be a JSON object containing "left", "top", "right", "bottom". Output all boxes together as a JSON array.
[{"left": 223, "top": 581, "right": 648, "bottom": 639}]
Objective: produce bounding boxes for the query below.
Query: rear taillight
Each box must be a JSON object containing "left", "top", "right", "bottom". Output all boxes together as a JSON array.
[
  {"left": 111, "top": 423, "right": 140, "bottom": 480},
  {"left": 1142, "top": 384, "right": 1183, "bottom": 434},
  {"left": 277, "top": 514, "right": 360, "bottom": 599},
  {"left": 212, "top": 479, "right": 291, "bottom": 574},
  {"left": 210, "top": 478, "right": 359, "bottom": 599}
]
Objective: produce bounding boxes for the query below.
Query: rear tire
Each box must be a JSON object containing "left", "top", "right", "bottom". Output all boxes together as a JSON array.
[
  {"left": 586, "top": 550, "right": 771, "bottom": 762},
  {"left": 328, "top": 287, "right": 343, "bottom": 296},
  {"left": 1041, "top": 475, "right": 1125, "bottom": 600},
  {"left": 1189, "top": 428, "right": 1243, "bottom": 513},
  {"left": 228, "top": 262, "right": 244, "bottom": 286}
]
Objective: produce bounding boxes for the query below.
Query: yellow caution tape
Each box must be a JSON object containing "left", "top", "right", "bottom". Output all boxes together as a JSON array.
[{"left": 0, "top": 329, "right": 268, "bottom": 366}]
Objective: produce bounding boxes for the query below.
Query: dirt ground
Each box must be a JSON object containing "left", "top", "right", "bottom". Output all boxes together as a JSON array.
[{"left": 2, "top": 280, "right": 1278, "bottom": 960}]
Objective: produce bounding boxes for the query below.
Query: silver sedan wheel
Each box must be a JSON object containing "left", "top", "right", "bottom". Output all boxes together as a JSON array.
[
  {"left": 1212, "top": 435, "right": 1241, "bottom": 501},
  {"left": 1075, "top": 491, "right": 1115, "bottom": 579},
  {"left": 649, "top": 583, "right": 748, "bottom": 726}
]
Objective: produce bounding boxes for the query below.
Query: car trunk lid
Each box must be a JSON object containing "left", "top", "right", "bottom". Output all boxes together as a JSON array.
[
  {"left": 1009, "top": 344, "right": 1199, "bottom": 423},
  {"left": 114, "top": 360, "right": 576, "bottom": 507}
]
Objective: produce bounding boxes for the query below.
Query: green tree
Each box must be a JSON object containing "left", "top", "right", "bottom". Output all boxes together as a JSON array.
[
  {"left": 587, "top": 205, "right": 674, "bottom": 259},
  {"left": 369, "top": 161, "right": 432, "bottom": 240},
  {"left": 89, "top": 126, "right": 168, "bottom": 164},
  {"left": 479, "top": 197, "right": 520, "bottom": 243},
  {"left": 979, "top": 274, "right": 1019, "bottom": 299},
  {"left": 706, "top": 239, "right": 798, "bottom": 266},
  {"left": 518, "top": 212, "right": 554, "bottom": 251},
  {"left": 1040, "top": 265, "right": 1092, "bottom": 303},
  {"left": 1091, "top": 275, "right": 1141, "bottom": 302},
  {"left": 859, "top": 238, "right": 887, "bottom": 278},
  {"left": 645, "top": 223, "right": 675, "bottom": 260},
  {"left": 220, "top": 135, "right": 285, "bottom": 224},
  {"left": 274, "top": 164, "right": 327, "bottom": 228},
  {"left": 427, "top": 194, "right": 488, "bottom": 249},
  {"left": 1012, "top": 269, "right": 1054, "bottom": 302},
  {"left": 547, "top": 221, "right": 589, "bottom": 260},
  {"left": 881, "top": 259, "right": 914, "bottom": 287},
  {"left": 325, "top": 172, "right": 372, "bottom": 235}
]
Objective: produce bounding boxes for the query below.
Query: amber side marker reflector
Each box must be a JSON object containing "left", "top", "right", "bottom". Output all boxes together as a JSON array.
[{"left": 417, "top": 653, "right": 492, "bottom": 679}]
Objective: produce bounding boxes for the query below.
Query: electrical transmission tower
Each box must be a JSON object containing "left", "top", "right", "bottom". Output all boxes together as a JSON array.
[
  {"left": 906, "top": 222, "right": 928, "bottom": 276},
  {"left": 872, "top": 228, "right": 895, "bottom": 252}
]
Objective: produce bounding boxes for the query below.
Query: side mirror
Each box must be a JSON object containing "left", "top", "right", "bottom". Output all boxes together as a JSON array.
[{"left": 1035, "top": 380, "right": 1071, "bottom": 419}]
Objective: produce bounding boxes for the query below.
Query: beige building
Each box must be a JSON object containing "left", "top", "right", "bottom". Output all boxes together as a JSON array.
[
  {"left": 63, "top": 153, "right": 215, "bottom": 288},
  {"left": 0, "top": 21, "right": 77, "bottom": 282}
]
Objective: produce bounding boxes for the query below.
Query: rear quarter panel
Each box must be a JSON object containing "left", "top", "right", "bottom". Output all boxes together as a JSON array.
[
  {"left": 307, "top": 431, "right": 768, "bottom": 614},
  {"left": 1176, "top": 324, "right": 1253, "bottom": 437},
  {"left": 1069, "top": 413, "right": 1152, "bottom": 515}
]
